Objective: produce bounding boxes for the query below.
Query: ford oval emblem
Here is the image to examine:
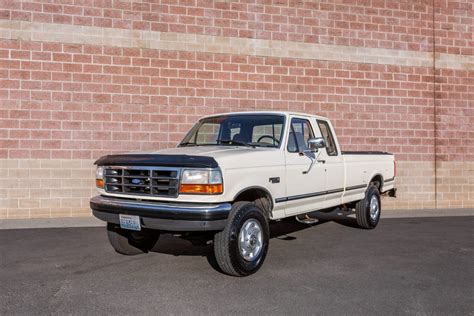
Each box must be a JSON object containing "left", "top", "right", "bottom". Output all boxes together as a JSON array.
[{"left": 131, "top": 178, "right": 141, "bottom": 185}]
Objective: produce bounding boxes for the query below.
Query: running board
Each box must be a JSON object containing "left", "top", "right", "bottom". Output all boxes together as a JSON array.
[{"left": 295, "top": 214, "right": 319, "bottom": 225}]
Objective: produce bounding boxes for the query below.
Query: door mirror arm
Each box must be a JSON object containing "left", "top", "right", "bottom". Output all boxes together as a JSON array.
[{"left": 302, "top": 137, "right": 326, "bottom": 174}]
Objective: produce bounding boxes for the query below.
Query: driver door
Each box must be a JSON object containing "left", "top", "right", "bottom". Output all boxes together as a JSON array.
[{"left": 283, "top": 117, "right": 327, "bottom": 216}]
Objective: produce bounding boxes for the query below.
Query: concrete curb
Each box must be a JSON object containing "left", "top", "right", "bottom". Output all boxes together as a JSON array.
[
  {"left": 381, "top": 208, "right": 474, "bottom": 219},
  {"left": 0, "top": 208, "right": 472, "bottom": 230}
]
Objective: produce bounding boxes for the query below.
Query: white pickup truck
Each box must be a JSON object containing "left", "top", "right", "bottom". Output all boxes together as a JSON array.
[{"left": 91, "top": 111, "right": 396, "bottom": 276}]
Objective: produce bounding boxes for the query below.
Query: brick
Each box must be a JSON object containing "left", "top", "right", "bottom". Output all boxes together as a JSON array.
[{"left": 1, "top": 2, "right": 472, "bottom": 219}]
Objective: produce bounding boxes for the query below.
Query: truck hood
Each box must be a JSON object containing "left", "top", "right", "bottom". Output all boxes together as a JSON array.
[
  {"left": 124, "top": 146, "right": 284, "bottom": 170},
  {"left": 132, "top": 146, "right": 257, "bottom": 157}
]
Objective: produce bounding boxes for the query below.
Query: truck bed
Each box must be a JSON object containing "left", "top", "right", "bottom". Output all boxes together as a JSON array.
[{"left": 341, "top": 151, "right": 392, "bottom": 155}]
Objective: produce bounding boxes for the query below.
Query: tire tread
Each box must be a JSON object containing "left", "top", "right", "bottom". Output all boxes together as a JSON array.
[
  {"left": 214, "top": 201, "right": 268, "bottom": 277},
  {"left": 355, "top": 184, "right": 380, "bottom": 229},
  {"left": 214, "top": 201, "right": 248, "bottom": 276}
]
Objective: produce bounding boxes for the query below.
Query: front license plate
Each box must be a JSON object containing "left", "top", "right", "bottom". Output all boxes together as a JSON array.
[{"left": 119, "top": 214, "right": 141, "bottom": 231}]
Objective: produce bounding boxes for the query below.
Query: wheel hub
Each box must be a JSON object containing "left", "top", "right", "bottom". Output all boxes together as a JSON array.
[
  {"left": 238, "top": 219, "right": 263, "bottom": 261},
  {"left": 369, "top": 195, "right": 380, "bottom": 221}
]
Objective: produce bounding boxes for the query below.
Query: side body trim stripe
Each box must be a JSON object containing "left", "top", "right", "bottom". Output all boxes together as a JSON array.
[{"left": 275, "top": 184, "right": 367, "bottom": 203}]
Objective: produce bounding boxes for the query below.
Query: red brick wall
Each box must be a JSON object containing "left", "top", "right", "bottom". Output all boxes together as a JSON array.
[
  {"left": 435, "top": 0, "right": 473, "bottom": 55},
  {"left": 434, "top": 0, "right": 473, "bottom": 163},
  {"left": 435, "top": 68, "right": 474, "bottom": 162},
  {"left": 0, "top": 0, "right": 472, "bottom": 218},
  {"left": 1, "top": 39, "right": 437, "bottom": 160},
  {"left": 2, "top": 0, "right": 470, "bottom": 56},
  {"left": 432, "top": 0, "right": 473, "bottom": 207},
  {"left": 1, "top": 0, "right": 437, "bottom": 51}
]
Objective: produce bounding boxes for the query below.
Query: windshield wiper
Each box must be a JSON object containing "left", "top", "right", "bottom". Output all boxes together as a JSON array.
[
  {"left": 179, "top": 142, "right": 198, "bottom": 147},
  {"left": 220, "top": 140, "right": 254, "bottom": 148},
  {"left": 247, "top": 142, "right": 277, "bottom": 148}
]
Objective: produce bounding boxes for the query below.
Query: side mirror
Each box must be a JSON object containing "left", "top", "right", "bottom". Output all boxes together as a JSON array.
[{"left": 307, "top": 137, "right": 326, "bottom": 151}]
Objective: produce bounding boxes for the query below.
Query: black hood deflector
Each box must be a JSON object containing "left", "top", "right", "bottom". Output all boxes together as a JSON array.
[{"left": 94, "top": 154, "right": 218, "bottom": 168}]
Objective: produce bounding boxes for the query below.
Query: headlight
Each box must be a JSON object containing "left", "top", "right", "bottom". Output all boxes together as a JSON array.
[
  {"left": 179, "top": 169, "right": 223, "bottom": 194},
  {"left": 95, "top": 166, "right": 104, "bottom": 188}
]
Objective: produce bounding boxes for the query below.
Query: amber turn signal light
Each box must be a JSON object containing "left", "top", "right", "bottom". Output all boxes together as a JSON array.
[
  {"left": 96, "top": 179, "right": 104, "bottom": 188},
  {"left": 179, "top": 183, "right": 223, "bottom": 194}
]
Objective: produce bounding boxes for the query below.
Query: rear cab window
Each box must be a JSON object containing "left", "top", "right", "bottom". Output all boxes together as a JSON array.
[{"left": 316, "top": 120, "right": 338, "bottom": 156}]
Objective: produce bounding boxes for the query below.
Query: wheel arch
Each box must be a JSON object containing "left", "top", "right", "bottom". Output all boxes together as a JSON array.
[
  {"left": 369, "top": 173, "right": 384, "bottom": 191},
  {"left": 233, "top": 186, "right": 274, "bottom": 219}
]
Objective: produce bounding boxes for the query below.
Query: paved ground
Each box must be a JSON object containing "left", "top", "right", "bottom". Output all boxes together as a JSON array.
[{"left": 1, "top": 216, "right": 473, "bottom": 315}]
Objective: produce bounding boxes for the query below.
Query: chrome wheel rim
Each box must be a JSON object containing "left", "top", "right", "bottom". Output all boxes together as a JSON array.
[
  {"left": 238, "top": 219, "right": 263, "bottom": 262},
  {"left": 369, "top": 195, "right": 380, "bottom": 221}
]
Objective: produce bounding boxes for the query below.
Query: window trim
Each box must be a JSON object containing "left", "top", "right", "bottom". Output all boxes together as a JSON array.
[{"left": 316, "top": 119, "right": 338, "bottom": 156}]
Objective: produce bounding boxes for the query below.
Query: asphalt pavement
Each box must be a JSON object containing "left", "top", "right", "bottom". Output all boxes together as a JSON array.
[{"left": 1, "top": 216, "right": 473, "bottom": 315}]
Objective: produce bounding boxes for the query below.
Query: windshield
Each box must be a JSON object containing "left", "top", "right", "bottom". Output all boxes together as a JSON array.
[{"left": 179, "top": 114, "right": 285, "bottom": 148}]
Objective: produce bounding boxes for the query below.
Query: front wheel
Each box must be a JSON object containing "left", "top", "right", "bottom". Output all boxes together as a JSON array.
[
  {"left": 213, "top": 202, "right": 269, "bottom": 277},
  {"left": 355, "top": 184, "right": 381, "bottom": 229},
  {"left": 107, "top": 223, "right": 160, "bottom": 255}
]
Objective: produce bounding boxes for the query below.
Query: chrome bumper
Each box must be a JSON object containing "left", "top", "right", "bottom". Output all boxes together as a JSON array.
[{"left": 90, "top": 195, "right": 231, "bottom": 232}]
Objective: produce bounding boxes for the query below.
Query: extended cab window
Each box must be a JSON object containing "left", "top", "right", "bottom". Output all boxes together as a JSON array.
[
  {"left": 180, "top": 114, "right": 285, "bottom": 148},
  {"left": 317, "top": 120, "right": 338, "bottom": 156},
  {"left": 287, "top": 118, "right": 314, "bottom": 153}
]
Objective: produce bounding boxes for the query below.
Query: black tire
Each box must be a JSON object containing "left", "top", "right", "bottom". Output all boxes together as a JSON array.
[
  {"left": 214, "top": 202, "right": 270, "bottom": 277},
  {"left": 355, "top": 184, "right": 381, "bottom": 229},
  {"left": 107, "top": 223, "right": 160, "bottom": 255}
]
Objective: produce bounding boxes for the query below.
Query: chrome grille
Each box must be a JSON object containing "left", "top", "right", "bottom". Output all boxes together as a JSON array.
[{"left": 104, "top": 166, "right": 180, "bottom": 197}]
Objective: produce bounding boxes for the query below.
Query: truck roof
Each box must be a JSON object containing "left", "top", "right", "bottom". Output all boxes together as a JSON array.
[{"left": 201, "top": 111, "right": 329, "bottom": 121}]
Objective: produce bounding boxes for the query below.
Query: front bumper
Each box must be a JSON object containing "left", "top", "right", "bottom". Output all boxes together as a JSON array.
[{"left": 90, "top": 195, "right": 231, "bottom": 231}]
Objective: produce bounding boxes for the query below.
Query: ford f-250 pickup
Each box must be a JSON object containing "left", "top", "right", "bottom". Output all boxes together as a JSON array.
[{"left": 91, "top": 111, "right": 396, "bottom": 276}]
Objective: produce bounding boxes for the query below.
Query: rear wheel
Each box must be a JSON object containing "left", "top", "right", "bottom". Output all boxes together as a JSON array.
[
  {"left": 213, "top": 202, "right": 269, "bottom": 277},
  {"left": 107, "top": 223, "right": 160, "bottom": 255},
  {"left": 355, "top": 184, "right": 381, "bottom": 229}
]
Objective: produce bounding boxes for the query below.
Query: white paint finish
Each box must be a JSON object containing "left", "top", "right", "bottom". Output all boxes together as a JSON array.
[
  {"left": 312, "top": 118, "right": 345, "bottom": 206},
  {"left": 341, "top": 154, "right": 395, "bottom": 205},
  {"left": 97, "top": 111, "right": 396, "bottom": 219},
  {"left": 282, "top": 115, "right": 326, "bottom": 215},
  {"left": 324, "top": 157, "right": 346, "bottom": 206},
  {"left": 98, "top": 146, "right": 287, "bottom": 207},
  {"left": 283, "top": 151, "right": 327, "bottom": 216}
]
